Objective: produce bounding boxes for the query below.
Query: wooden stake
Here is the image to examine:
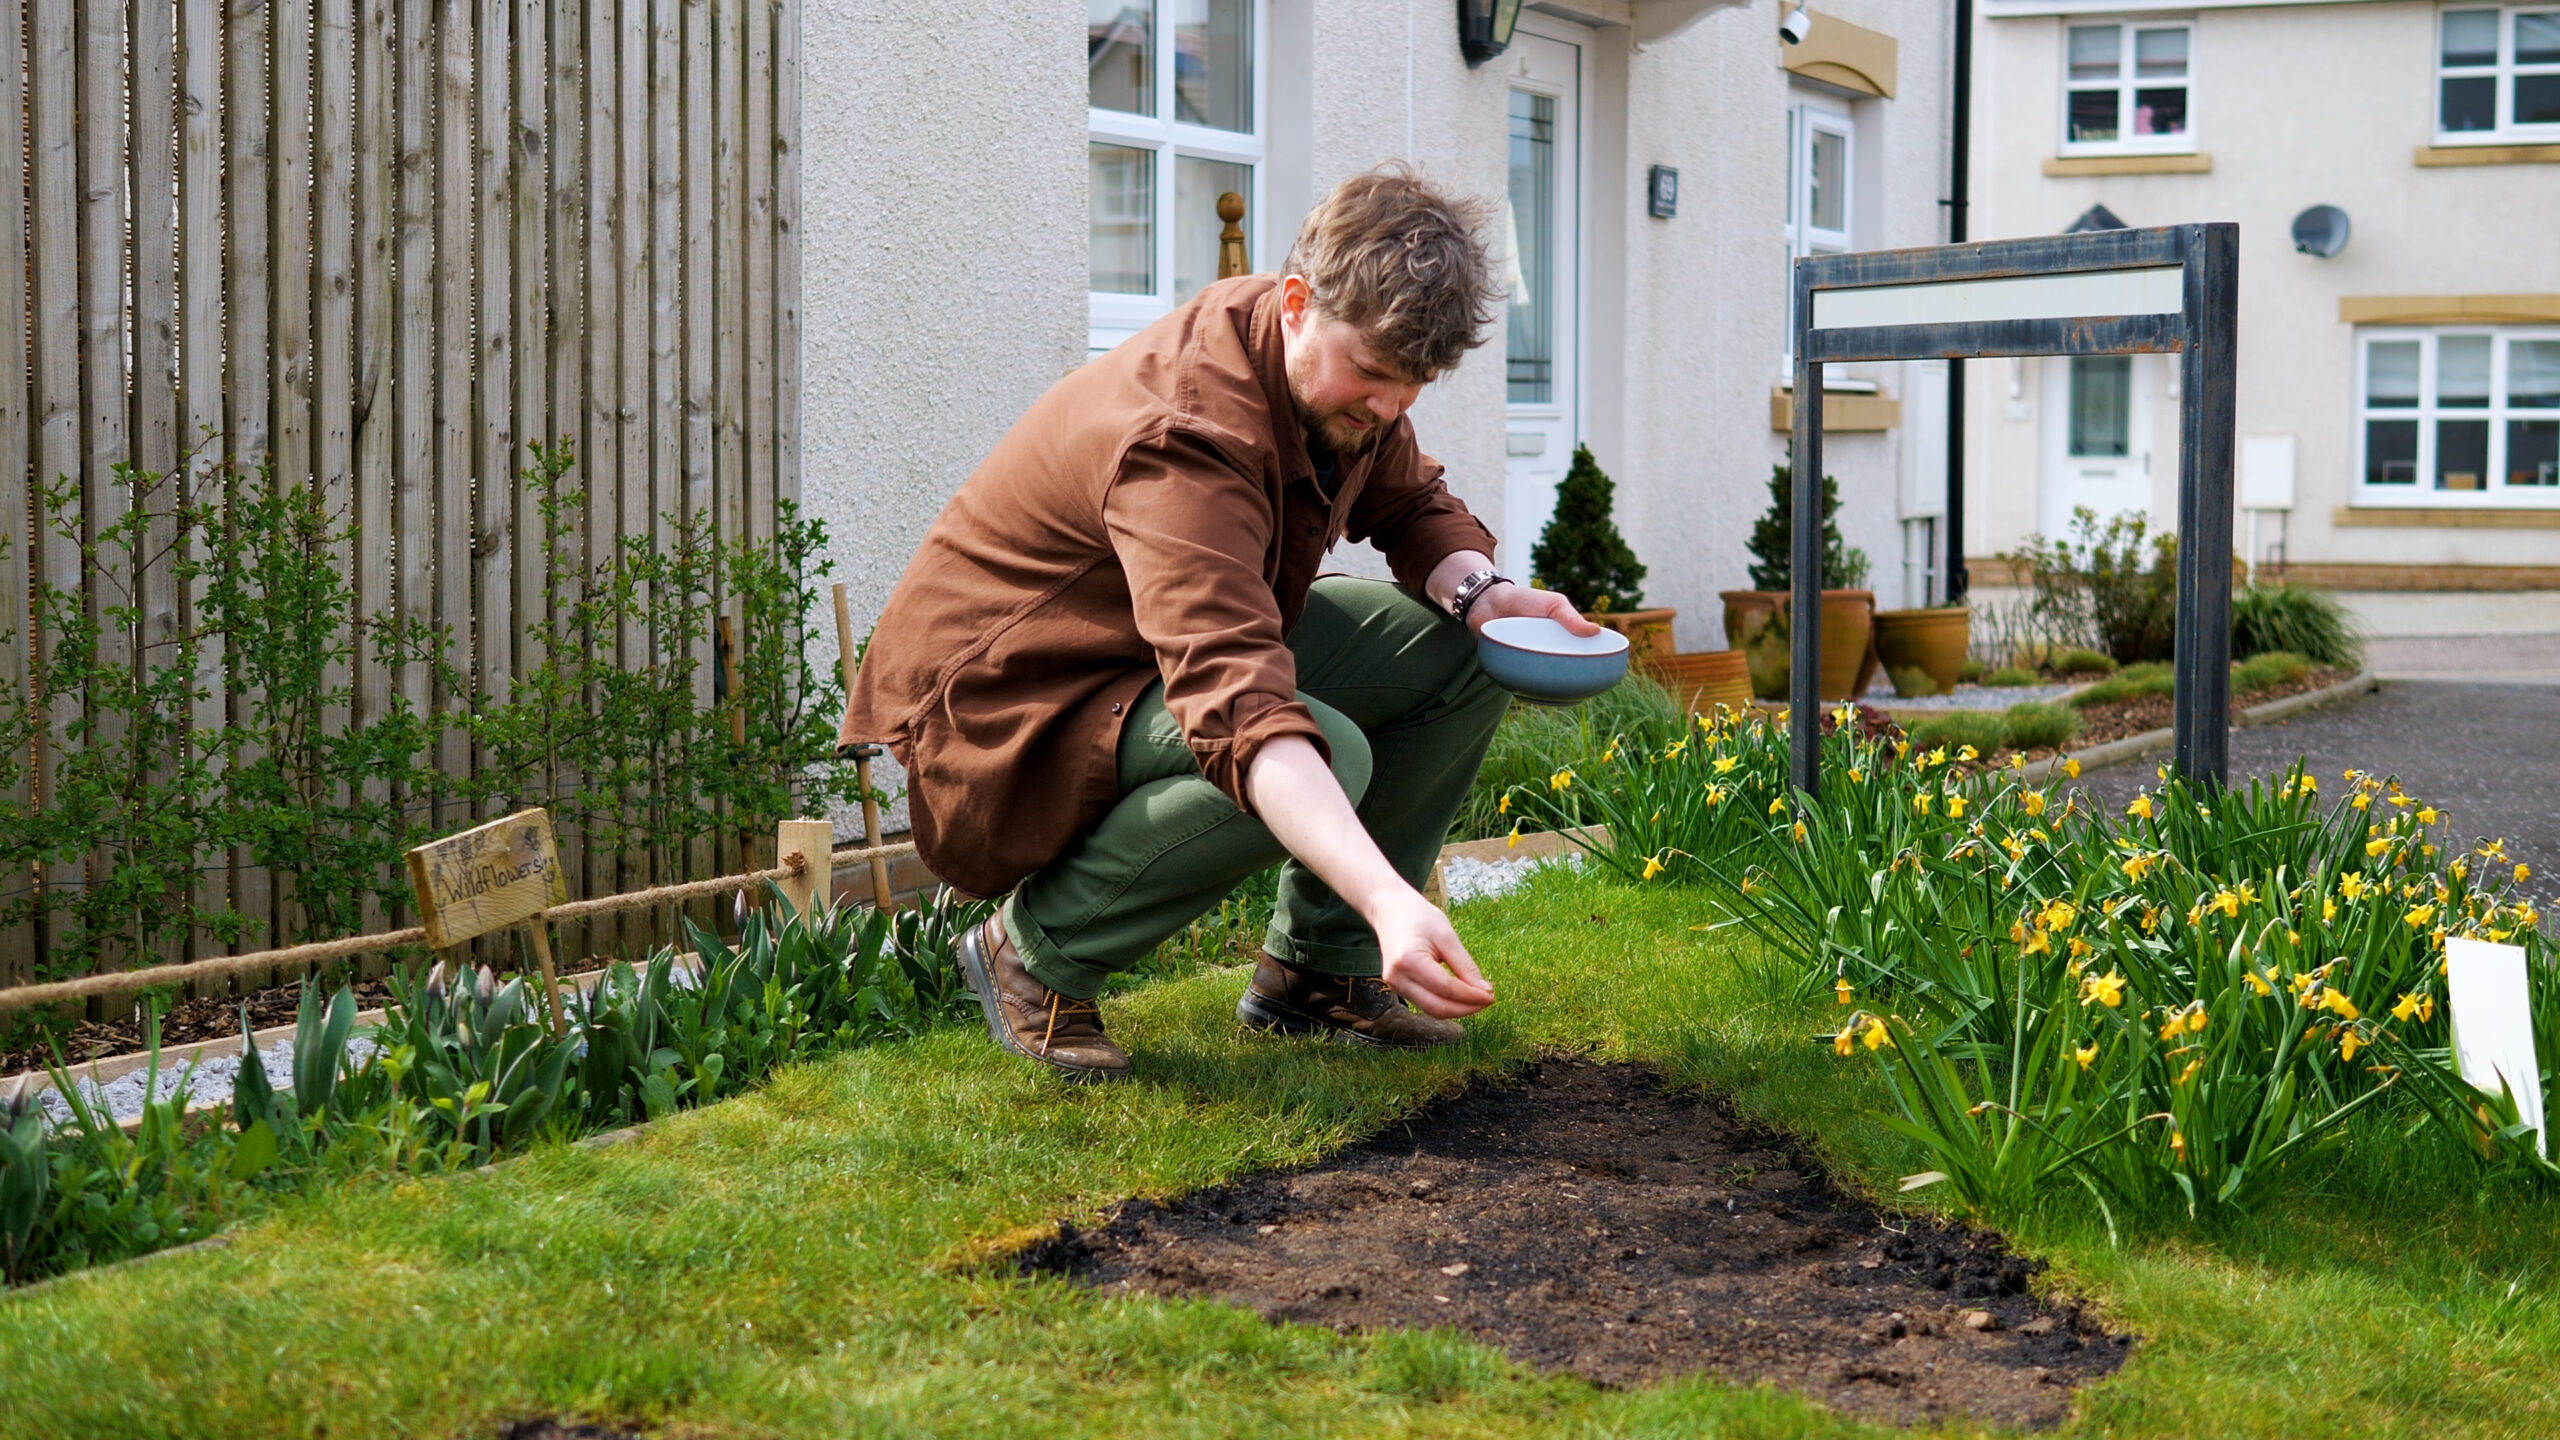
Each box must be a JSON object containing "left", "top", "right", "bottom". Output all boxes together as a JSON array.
[
  {"left": 524, "top": 920, "right": 566, "bottom": 1038},
  {"left": 832, "top": 583, "right": 896, "bottom": 911},
  {"left": 775, "top": 818, "right": 833, "bottom": 923}
]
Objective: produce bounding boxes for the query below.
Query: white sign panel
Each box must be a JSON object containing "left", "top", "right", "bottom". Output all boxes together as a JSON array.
[
  {"left": 2445, "top": 937, "right": 2546, "bottom": 1157},
  {"left": 1813, "top": 265, "right": 2185, "bottom": 332}
]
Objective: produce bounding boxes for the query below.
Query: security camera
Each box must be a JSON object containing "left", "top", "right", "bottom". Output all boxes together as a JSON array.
[{"left": 1779, "top": 6, "right": 1812, "bottom": 44}]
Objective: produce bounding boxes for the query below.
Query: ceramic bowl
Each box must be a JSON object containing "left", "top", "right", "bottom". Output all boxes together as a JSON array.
[{"left": 1475, "top": 616, "right": 1630, "bottom": 705}]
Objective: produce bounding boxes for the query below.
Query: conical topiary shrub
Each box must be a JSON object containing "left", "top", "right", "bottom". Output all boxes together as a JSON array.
[
  {"left": 1746, "top": 460, "right": 1866, "bottom": 591},
  {"left": 1530, "top": 445, "right": 1647, "bottom": 613}
]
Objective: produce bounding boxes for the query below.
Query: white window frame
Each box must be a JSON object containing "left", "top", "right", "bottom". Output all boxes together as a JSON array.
[
  {"left": 2435, "top": 5, "right": 2560, "bottom": 145},
  {"left": 1782, "top": 96, "right": 1855, "bottom": 375},
  {"left": 1087, "top": 0, "right": 1268, "bottom": 355},
  {"left": 2058, "top": 19, "right": 2197, "bottom": 157},
  {"left": 2353, "top": 327, "right": 2560, "bottom": 508}
]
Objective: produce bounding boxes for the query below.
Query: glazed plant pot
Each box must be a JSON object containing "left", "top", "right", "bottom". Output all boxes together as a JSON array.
[
  {"left": 1719, "top": 589, "right": 1878, "bottom": 701},
  {"left": 1873, "top": 606, "right": 1972, "bottom": 698},
  {"left": 1640, "top": 648, "right": 1753, "bottom": 717},
  {"left": 1589, "top": 606, "right": 1678, "bottom": 662}
]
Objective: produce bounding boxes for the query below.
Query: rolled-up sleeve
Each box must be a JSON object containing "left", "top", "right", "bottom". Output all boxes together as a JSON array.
[
  {"left": 1346, "top": 441, "right": 1499, "bottom": 595},
  {"left": 1103, "top": 431, "right": 1330, "bottom": 815}
]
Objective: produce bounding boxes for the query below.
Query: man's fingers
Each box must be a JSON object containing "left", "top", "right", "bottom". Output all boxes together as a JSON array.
[
  {"left": 1543, "top": 592, "right": 1603, "bottom": 636},
  {"left": 1383, "top": 945, "right": 1495, "bottom": 1018}
]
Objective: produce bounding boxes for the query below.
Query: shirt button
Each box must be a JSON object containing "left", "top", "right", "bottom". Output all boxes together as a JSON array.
[{"left": 1111, "top": 702, "right": 1123, "bottom": 714}]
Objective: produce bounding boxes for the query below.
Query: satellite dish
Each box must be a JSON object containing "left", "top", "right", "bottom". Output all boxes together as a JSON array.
[{"left": 2291, "top": 205, "right": 2350, "bottom": 258}]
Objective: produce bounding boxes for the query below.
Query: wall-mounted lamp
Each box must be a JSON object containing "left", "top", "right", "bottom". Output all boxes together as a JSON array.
[
  {"left": 1459, "top": 0, "right": 1525, "bottom": 67},
  {"left": 1779, "top": 6, "right": 1813, "bottom": 44}
]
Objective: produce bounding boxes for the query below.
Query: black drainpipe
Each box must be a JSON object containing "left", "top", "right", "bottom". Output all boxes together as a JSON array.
[{"left": 1944, "top": 0, "right": 1973, "bottom": 604}]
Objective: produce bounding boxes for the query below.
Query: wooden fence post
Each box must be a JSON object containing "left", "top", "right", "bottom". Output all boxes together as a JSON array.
[{"left": 774, "top": 818, "right": 831, "bottom": 923}]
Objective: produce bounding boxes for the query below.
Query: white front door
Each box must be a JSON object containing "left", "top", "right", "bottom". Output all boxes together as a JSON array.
[
  {"left": 1501, "top": 24, "right": 1583, "bottom": 578},
  {"left": 2040, "top": 354, "right": 2152, "bottom": 536}
]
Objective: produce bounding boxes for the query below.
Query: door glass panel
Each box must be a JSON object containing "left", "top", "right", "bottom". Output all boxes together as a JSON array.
[
  {"left": 1173, "top": 157, "right": 1251, "bottom": 302},
  {"left": 2069, "top": 89, "right": 2121, "bottom": 142},
  {"left": 1174, "top": 0, "right": 1252, "bottom": 131},
  {"left": 1807, "top": 129, "right": 1845, "bottom": 233},
  {"left": 1089, "top": 2, "right": 1155, "bottom": 115},
  {"left": 2367, "top": 420, "right": 2419, "bottom": 484},
  {"left": 2520, "top": 12, "right": 2560, "bottom": 63},
  {"left": 2068, "top": 26, "right": 2120, "bottom": 79},
  {"left": 1089, "top": 144, "right": 1155, "bottom": 294},
  {"left": 2439, "top": 335, "right": 2493, "bottom": 407},
  {"left": 2510, "top": 339, "right": 2560, "bottom": 407},
  {"left": 2437, "top": 419, "right": 2490, "bottom": 489},
  {"left": 2367, "top": 340, "right": 2421, "bottom": 405},
  {"left": 1507, "top": 89, "right": 1556, "bottom": 405},
  {"left": 2068, "top": 357, "right": 2132, "bottom": 457},
  {"left": 2442, "top": 10, "right": 2500, "bottom": 65},
  {"left": 2133, "top": 27, "right": 2187, "bottom": 77}
]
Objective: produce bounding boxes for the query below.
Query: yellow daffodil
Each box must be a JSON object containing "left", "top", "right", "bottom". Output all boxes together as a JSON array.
[
  {"left": 2403, "top": 902, "right": 2437, "bottom": 929},
  {"left": 2418, "top": 805, "right": 2439, "bottom": 825},
  {"left": 2244, "top": 969, "right": 2274, "bottom": 997},
  {"left": 2041, "top": 899, "right": 2078, "bottom": 933},
  {"left": 1836, "top": 977, "right": 1855, "bottom": 1006},
  {"left": 1600, "top": 745, "right": 1618, "bottom": 765},
  {"left": 1958, "top": 744, "right": 1980, "bottom": 763},
  {"left": 1740, "top": 875, "right": 1761, "bottom": 896},
  {"left": 1769, "top": 796, "right": 1788, "bottom": 817},
  {"left": 2340, "top": 872, "right": 2371, "bottom": 901},
  {"left": 2068, "top": 935, "right": 2094, "bottom": 960},
  {"left": 1507, "top": 824, "right": 1522, "bottom": 849},
  {"left": 2366, "top": 836, "right": 2393, "bottom": 859},
  {"left": 1649, "top": 809, "right": 1662, "bottom": 825},
  {"left": 1498, "top": 793, "right": 1511, "bottom": 815},
  {"left": 2010, "top": 752, "right": 2026, "bottom": 771},
  {"left": 1862, "top": 1017, "right": 1893, "bottom": 1051},
  {"left": 1641, "top": 855, "right": 1666, "bottom": 881},
  {"left": 2122, "top": 852, "right": 2157, "bottom": 882},
  {"left": 2390, "top": 991, "right": 2427, "bottom": 1022},
  {"left": 2188, "top": 1006, "right": 2210, "bottom": 1034},
  {"left": 1550, "top": 769, "right": 1575, "bottom": 792},
  {"left": 1834, "top": 1024, "right": 1856, "bottom": 1058},
  {"left": 2170, "top": 1129, "right": 2187, "bottom": 1159},
  {"left": 1713, "top": 754, "right": 1739, "bottom": 775},
  {"left": 2175, "top": 1057, "right": 2204, "bottom": 1086},
  {"left": 1704, "top": 784, "right": 1728, "bottom": 807},
  {"left": 2022, "top": 928, "right": 2053, "bottom": 957},
  {"left": 2209, "top": 889, "right": 2242, "bottom": 920},
  {"left": 1946, "top": 794, "right": 1968, "bottom": 819},
  {"left": 1792, "top": 820, "right": 1808, "bottom": 843},
  {"left": 2321, "top": 988, "right": 2360, "bottom": 1021},
  {"left": 2159, "top": 1014, "right": 2186, "bottom": 1042},
  {"left": 2128, "top": 794, "right": 2154, "bottom": 820},
  {"left": 2021, "top": 790, "right": 2048, "bottom": 817},
  {"left": 2352, "top": 792, "right": 2372, "bottom": 811},
  {"left": 1914, "top": 793, "right": 1935, "bottom": 816},
  {"left": 2340, "top": 1030, "right": 2363, "bottom": 1062},
  {"left": 2074, "top": 1042, "right": 2099, "bottom": 1070},
  {"left": 2520, "top": 863, "right": 2534, "bottom": 883},
  {"left": 1848, "top": 767, "right": 1865, "bottom": 783},
  {"left": 2064, "top": 757, "right": 2082, "bottom": 779},
  {"left": 2080, "top": 970, "right": 2127, "bottom": 1008},
  {"left": 2299, "top": 773, "right": 2316, "bottom": 794}
]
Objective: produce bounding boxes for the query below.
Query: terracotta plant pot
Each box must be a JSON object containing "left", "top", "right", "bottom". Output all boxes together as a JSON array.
[
  {"left": 1873, "top": 606, "right": 1972, "bottom": 698},
  {"left": 1640, "top": 649, "right": 1752, "bottom": 717},
  {"left": 1589, "top": 606, "right": 1678, "bottom": 662},
  {"left": 1719, "top": 589, "right": 1878, "bottom": 701}
]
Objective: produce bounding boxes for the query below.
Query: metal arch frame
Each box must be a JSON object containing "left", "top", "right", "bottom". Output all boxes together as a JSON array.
[{"left": 1787, "top": 223, "right": 2240, "bottom": 797}]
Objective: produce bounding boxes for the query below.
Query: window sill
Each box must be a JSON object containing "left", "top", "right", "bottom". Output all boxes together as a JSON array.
[
  {"left": 2337, "top": 294, "right": 2560, "bottom": 324},
  {"left": 2042, "top": 152, "right": 2210, "bottom": 177},
  {"left": 1769, "top": 387, "right": 1901, "bottom": 432},
  {"left": 2335, "top": 504, "right": 2560, "bottom": 528},
  {"left": 2413, "top": 142, "right": 2560, "bottom": 167}
]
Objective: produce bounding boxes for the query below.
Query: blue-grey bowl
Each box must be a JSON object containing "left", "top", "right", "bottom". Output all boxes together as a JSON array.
[{"left": 1475, "top": 616, "right": 1631, "bottom": 705}]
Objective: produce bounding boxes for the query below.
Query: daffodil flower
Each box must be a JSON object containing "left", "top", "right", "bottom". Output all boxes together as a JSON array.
[
  {"left": 1768, "top": 796, "right": 1788, "bottom": 817},
  {"left": 2041, "top": 899, "right": 2078, "bottom": 933},
  {"left": 1791, "top": 820, "right": 1808, "bottom": 843},
  {"left": 1946, "top": 794, "right": 1967, "bottom": 819},
  {"left": 2021, "top": 790, "right": 2047, "bottom": 816},
  {"left": 2175, "top": 1057, "right": 2203, "bottom": 1086},
  {"left": 1507, "top": 824, "right": 1522, "bottom": 849},
  {"left": 2418, "top": 805, "right": 2439, "bottom": 825},
  {"left": 2520, "top": 863, "right": 2535, "bottom": 883},
  {"left": 2339, "top": 1030, "right": 2363, "bottom": 1062},
  {"left": 1498, "top": 793, "right": 1511, "bottom": 815},
  {"left": 1550, "top": 769, "right": 1575, "bottom": 792},
  {"left": 2128, "top": 794, "right": 2154, "bottom": 820},
  {"left": 1861, "top": 1017, "right": 1893, "bottom": 1051},
  {"left": 1957, "top": 744, "right": 1979, "bottom": 763},
  {"left": 1642, "top": 854, "right": 1666, "bottom": 881},
  {"left": 1925, "top": 746, "right": 1949, "bottom": 768},
  {"left": 2122, "top": 852, "right": 2157, "bottom": 882},
  {"left": 1834, "top": 1025, "right": 1856, "bottom": 1057},
  {"left": 2074, "top": 1042, "right": 2099, "bottom": 1070},
  {"left": 2389, "top": 991, "right": 2430, "bottom": 1023},
  {"left": 2080, "top": 970, "right": 2128, "bottom": 1008},
  {"left": 1835, "top": 977, "right": 1855, "bottom": 1006},
  {"left": 1913, "top": 793, "right": 1934, "bottom": 816},
  {"left": 1847, "top": 767, "right": 1864, "bottom": 783},
  {"left": 2320, "top": 988, "right": 2360, "bottom": 1021},
  {"left": 2404, "top": 902, "right": 2436, "bottom": 928},
  {"left": 1713, "top": 754, "right": 1738, "bottom": 775},
  {"left": 2244, "top": 969, "right": 2273, "bottom": 997},
  {"left": 2063, "top": 757, "right": 2082, "bottom": 779},
  {"left": 2366, "top": 836, "right": 2392, "bottom": 858}
]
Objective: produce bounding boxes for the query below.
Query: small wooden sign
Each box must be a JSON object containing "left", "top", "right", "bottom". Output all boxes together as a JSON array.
[{"left": 405, "top": 809, "right": 570, "bottom": 950}]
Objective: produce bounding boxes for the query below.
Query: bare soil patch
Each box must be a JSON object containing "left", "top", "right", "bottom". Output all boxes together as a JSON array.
[
  {"left": 2064, "top": 664, "right": 2352, "bottom": 750},
  {"left": 1020, "top": 1058, "right": 2129, "bottom": 1428}
]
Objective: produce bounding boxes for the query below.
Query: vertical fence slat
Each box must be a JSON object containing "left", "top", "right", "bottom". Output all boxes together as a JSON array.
[
  {"left": 433, "top": 0, "right": 472, "bottom": 825},
  {"left": 548, "top": 0, "right": 588, "bottom": 953},
  {"left": 742, "top": 0, "right": 771, "bottom": 554},
  {"left": 0, "top": 0, "right": 30, "bottom": 986},
  {"left": 352, "top": 0, "right": 395, "bottom": 954},
  {"left": 474, "top": 0, "right": 513, "bottom": 728},
  {"left": 713, "top": 0, "right": 745, "bottom": 875},
  {"left": 646, "top": 0, "right": 678, "bottom": 906},
  {"left": 272, "top": 0, "right": 314, "bottom": 497},
  {"left": 131, "top": 0, "right": 181, "bottom": 968},
  {"left": 772, "top": 0, "right": 796, "bottom": 519},
  {"left": 512, "top": 0, "right": 546, "bottom": 681},
  {"left": 312, "top": 0, "right": 357, "bottom": 954},
  {"left": 228, "top": 0, "right": 275, "bottom": 969},
  {"left": 79, "top": 0, "right": 132, "bottom": 996},
  {"left": 30, "top": 0, "right": 78, "bottom": 989},
  {"left": 396, "top": 0, "right": 437, "bottom": 854},
  {"left": 682, "top": 0, "right": 716, "bottom": 886},
  {"left": 179, "top": 0, "right": 229, "bottom": 970},
  {"left": 589, "top": 0, "right": 629, "bottom": 952}
]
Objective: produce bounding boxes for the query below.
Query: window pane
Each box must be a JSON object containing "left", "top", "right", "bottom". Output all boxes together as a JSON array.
[
  {"left": 2517, "top": 11, "right": 2560, "bottom": 63},
  {"left": 2442, "top": 10, "right": 2500, "bottom": 66},
  {"left": 2134, "top": 87, "right": 2188, "bottom": 136},
  {"left": 2068, "top": 26, "right": 2121, "bottom": 80},
  {"left": 1173, "top": 157, "right": 1251, "bottom": 303},
  {"left": 2437, "top": 419, "right": 2490, "bottom": 489},
  {"left": 1808, "top": 129, "right": 1845, "bottom": 233},
  {"left": 1507, "top": 89, "right": 1556, "bottom": 404},
  {"left": 2367, "top": 420, "right": 2419, "bottom": 484},
  {"left": 2516, "top": 73, "right": 2560, "bottom": 125},
  {"left": 2069, "top": 89, "right": 2121, "bottom": 142},
  {"left": 1090, "top": 2, "right": 1155, "bottom": 114},
  {"left": 2511, "top": 420, "right": 2560, "bottom": 485},
  {"left": 2367, "top": 340, "right": 2421, "bottom": 406},
  {"left": 2511, "top": 339, "right": 2560, "bottom": 407},
  {"left": 1089, "top": 144, "right": 1155, "bottom": 295},
  {"left": 2069, "top": 356, "right": 2132, "bottom": 458},
  {"left": 2440, "top": 335, "right": 2493, "bottom": 407},
  {"left": 1174, "top": 0, "right": 1252, "bottom": 132},
  {"left": 2134, "top": 28, "right": 2188, "bottom": 77},
  {"left": 2443, "top": 76, "right": 2498, "bottom": 130}
]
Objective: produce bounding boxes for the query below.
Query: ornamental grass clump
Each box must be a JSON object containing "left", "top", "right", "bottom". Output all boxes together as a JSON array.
[{"left": 1502, "top": 708, "right": 2554, "bottom": 1225}]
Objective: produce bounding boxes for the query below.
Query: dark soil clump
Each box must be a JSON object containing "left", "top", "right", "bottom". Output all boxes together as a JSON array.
[
  {"left": 1021, "top": 1058, "right": 2129, "bottom": 1428},
  {"left": 497, "top": 1422, "right": 639, "bottom": 1440}
]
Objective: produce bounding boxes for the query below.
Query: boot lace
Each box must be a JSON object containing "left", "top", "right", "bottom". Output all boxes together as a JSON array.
[{"left": 1038, "top": 993, "right": 1101, "bottom": 1056}]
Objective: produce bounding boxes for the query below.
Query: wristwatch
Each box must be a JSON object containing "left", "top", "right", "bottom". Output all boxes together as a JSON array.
[{"left": 1447, "top": 568, "right": 1513, "bottom": 624}]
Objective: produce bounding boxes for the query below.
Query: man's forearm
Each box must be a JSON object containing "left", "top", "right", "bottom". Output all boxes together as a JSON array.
[
  {"left": 1244, "top": 734, "right": 1405, "bottom": 920},
  {"left": 1422, "top": 549, "right": 1497, "bottom": 616}
]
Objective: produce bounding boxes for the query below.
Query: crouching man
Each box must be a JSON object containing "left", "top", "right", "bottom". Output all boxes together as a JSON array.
[{"left": 838, "top": 168, "right": 1595, "bottom": 1081}]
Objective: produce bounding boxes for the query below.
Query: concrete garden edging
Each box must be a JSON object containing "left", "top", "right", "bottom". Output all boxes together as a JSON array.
[{"left": 2017, "top": 669, "right": 2382, "bottom": 784}]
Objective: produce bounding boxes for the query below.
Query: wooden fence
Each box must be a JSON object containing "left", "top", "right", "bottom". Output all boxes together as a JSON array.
[{"left": 1, "top": 0, "right": 802, "bottom": 990}]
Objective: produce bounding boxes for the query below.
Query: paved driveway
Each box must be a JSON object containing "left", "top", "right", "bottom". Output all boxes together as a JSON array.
[{"left": 2069, "top": 681, "right": 2560, "bottom": 885}]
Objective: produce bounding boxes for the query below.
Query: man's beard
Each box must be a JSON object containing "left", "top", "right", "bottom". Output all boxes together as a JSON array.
[{"left": 1292, "top": 395, "right": 1383, "bottom": 458}]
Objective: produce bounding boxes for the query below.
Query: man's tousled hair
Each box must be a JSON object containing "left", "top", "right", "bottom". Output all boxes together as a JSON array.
[{"left": 1282, "top": 165, "right": 1505, "bottom": 380}]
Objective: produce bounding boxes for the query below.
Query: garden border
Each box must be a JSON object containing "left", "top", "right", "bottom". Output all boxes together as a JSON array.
[{"left": 2019, "top": 668, "right": 2381, "bottom": 783}]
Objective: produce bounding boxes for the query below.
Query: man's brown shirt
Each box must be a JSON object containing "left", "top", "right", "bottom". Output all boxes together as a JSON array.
[{"left": 838, "top": 276, "right": 1498, "bottom": 897}]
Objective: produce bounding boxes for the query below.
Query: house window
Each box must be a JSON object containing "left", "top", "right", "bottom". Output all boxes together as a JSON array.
[
  {"left": 2439, "top": 8, "right": 2560, "bottom": 141},
  {"left": 1783, "top": 99, "right": 1853, "bottom": 368},
  {"left": 2356, "top": 329, "right": 2560, "bottom": 503},
  {"left": 1088, "top": 0, "right": 1264, "bottom": 352},
  {"left": 2061, "top": 22, "right": 2194, "bottom": 153}
]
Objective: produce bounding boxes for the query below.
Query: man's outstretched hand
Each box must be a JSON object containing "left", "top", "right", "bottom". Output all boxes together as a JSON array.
[
  {"left": 1464, "top": 576, "right": 1603, "bottom": 639},
  {"left": 1371, "top": 888, "right": 1497, "bottom": 1019}
]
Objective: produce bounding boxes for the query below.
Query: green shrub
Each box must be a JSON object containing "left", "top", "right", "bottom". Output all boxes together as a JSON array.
[
  {"left": 2054, "top": 647, "right": 2119, "bottom": 677},
  {"left": 2070, "top": 661, "right": 2176, "bottom": 708},
  {"left": 2233, "top": 584, "right": 2363, "bottom": 669},
  {"left": 1746, "top": 459, "right": 1862, "bottom": 591},
  {"left": 1998, "top": 506, "right": 2179, "bottom": 664},
  {"left": 1908, "top": 711, "right": 2007, "bottom": 757},
  {"left": 1453, "top": 670, "right": 1682, "bottom": 841},
  {"left": 1986, "top": 666, "right": 2041, "bottom": 688},
  {"left": 2001, "top": 700, "right": 2082, "bottom": 751},
  {"left": 1529, "top": 445, "right": 1647, "bottom": 613},
  {"left": 2232, "top": 650, "right": 2314, "bottom": 694},
  {"left": 1959, "top": 657, "right": 1986, "bottom": 683}
]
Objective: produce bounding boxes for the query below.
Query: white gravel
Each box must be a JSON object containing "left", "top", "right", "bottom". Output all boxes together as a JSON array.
[
  {"left": 26, "top": 1032, "right": 379, "bottom": 1130},
  {"left": 1443, "top": 852, "right": 1582, "bottom": 905},
  {"left": 1876, "top": 681, "right": 2085, "bottom": 711}
]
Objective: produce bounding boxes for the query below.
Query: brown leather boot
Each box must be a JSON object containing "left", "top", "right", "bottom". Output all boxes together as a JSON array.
[
  {"left": 1236, "top": 954, "right": 1464, "bottom": 1050},
  {"left": 954, "top": 916, "right": 1131, "bottom": 1082}
]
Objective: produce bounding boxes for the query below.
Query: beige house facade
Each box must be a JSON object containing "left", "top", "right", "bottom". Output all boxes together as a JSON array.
[{"left": 1966, "top": 0, "right": 2560, "bottom": 589}]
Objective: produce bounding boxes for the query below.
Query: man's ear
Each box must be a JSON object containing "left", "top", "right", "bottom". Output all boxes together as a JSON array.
[{"left": 1277, "top": 273, "right": 1311, "bottom": 328}]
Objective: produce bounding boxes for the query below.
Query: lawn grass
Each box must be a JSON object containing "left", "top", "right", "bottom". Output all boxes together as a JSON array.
[{"left": 5, "top": 867, "right": 2559, "bottom": 1438}]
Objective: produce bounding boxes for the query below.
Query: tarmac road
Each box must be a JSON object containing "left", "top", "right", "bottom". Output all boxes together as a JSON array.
[{"left": 2068, "top": 680, "right": 2560, "bottom": 889}]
